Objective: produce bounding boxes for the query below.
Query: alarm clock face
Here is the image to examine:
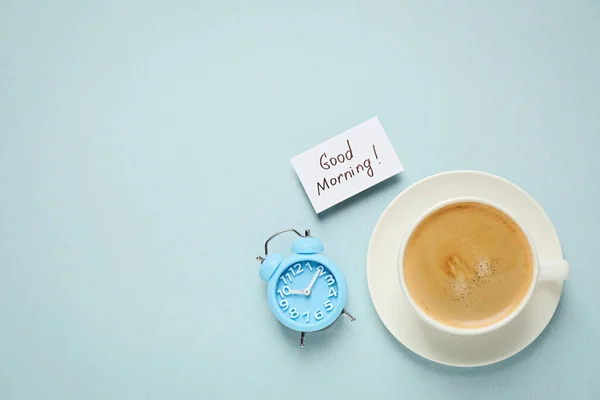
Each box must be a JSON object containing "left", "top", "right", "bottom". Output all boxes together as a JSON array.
[{"left": 272, "top": 260, "right": 343, "bottom": 332}]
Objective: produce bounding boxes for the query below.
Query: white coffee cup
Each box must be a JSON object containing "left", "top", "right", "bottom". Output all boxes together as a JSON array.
[{"left": 398, "top": 197, "right": 570, "bottom": 336}]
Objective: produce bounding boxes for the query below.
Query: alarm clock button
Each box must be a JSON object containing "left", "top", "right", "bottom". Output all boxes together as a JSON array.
[
  {"left": 291, "top": 237, "right": 324, "bottom": 255},
  {"left": 259, "top": 254, "right": 283, "bottom": 282}
]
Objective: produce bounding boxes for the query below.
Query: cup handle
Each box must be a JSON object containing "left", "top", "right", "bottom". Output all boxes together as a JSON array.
[{"left": 539, "top": 260, "right": 570, "bottom": 281}]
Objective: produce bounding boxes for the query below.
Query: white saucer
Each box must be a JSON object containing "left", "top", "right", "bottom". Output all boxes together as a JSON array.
[{"left": 366, "top": 170, "right": 565, "bottom": 367}]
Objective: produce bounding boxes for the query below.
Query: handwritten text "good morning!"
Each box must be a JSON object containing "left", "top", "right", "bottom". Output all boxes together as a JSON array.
[{"left": 316, "top": 140, "right": 379, "bottom": 196}]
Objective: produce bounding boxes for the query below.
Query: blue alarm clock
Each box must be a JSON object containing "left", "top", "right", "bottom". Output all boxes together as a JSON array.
[{"left": 257, "top": 229, "right": 355, "bottom": 346}]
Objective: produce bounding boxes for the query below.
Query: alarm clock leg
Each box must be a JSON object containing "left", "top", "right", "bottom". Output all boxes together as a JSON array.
[
  {"left": 300, "top": 332, "right": 306, "bottom": 347},
  {"left": 342, "top": 309, "right": 356, "bottom": 322}
]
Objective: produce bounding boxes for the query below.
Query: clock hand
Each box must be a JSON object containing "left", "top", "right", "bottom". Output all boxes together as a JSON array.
[
  {"left": 304, "top": 270, "right": 320, "bottom": 295},
  {"left": 288, "top": 289, "right": 306, "bottom": 295}
]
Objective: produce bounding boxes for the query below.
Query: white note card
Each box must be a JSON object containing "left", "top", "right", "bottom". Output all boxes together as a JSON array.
[{"left": 291, "top": 117, "right": 404, "bottom": 213}]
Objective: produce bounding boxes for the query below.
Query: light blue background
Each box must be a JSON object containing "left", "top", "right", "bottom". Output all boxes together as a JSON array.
[{"left": 1, "top": 1, "right": 599, "bottom": 399}]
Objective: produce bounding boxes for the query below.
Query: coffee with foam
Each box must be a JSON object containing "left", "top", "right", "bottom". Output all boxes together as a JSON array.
[{"left": 404, "top": 202, "right": 534, "bottom": 329}]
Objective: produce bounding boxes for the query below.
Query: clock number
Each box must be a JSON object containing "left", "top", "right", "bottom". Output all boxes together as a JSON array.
[
  {"left": 325, "top": 275, "right": 335, "bottom": 286},
  {"left": 305, "top": 262, "right": 313, "bottom": 272},
  {"left": 277, "top": 286, "right": 291, "bottom": 298},
  {"left": 285, "top": 272, "right": 293, "bottom": 283},
  {"left": 289, "top": 308, "right": 299, "bottom": 319},
  {"left": 317, "top": 266, "right": 326, "bottom": 277},
  {"left": 314, "top": 309, "right": 324, "bottom": 320},
  {"left": 279, "top": 299, "right": 289, "bottom": 310},
  {"left": 294, "top": 263, "right": 304, "bottom": 275},
  {"left": 279, "top": 275, "right": 288, "bottom": 285},
  {"left": 302, "top": 311, "right": 310, "bottom": 323},
  {"left": 328, "top": 287, "right": 337, "bottom": 298},
  {"left": 324, "top": 300, "right": 333, "bottom": 311}
]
